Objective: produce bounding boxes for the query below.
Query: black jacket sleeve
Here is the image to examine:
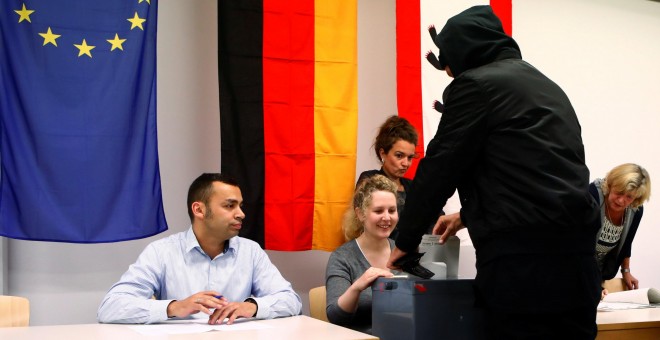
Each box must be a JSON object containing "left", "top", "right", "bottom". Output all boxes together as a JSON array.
[{"left": 395, "top": 77, "right": 488, "bottom": 252}]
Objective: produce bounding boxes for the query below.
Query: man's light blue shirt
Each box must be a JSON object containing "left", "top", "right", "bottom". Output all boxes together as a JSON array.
[{"left": 98, "top": 227, "right": 302, "bottom": 324}]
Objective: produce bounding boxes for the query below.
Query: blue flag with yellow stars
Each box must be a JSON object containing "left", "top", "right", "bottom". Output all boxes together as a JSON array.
[{"left": 0, "top": 0, "right": 167, "bottom": 242}]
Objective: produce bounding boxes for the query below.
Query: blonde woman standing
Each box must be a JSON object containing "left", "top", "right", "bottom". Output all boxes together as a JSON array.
[{"left": 590, "top": 163, "right": 651, "bottom": 294}]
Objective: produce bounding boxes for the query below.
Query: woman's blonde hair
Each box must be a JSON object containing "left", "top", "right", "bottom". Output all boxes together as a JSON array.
[
  {"left": 343, "top": 175, "right": 398, "bottom": 240},
  {"left": 601, "top": 163, "right": 651, "bottom": 209}
]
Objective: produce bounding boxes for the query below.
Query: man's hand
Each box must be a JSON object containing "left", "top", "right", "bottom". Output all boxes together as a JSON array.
[
  {"left": 387, "top": 246, "right": 408, "bottom": 270},
  {"left": 208, "top": 300, "right": 258, "bottom": 325},
  {"left": 166, "top": 291, "right": 227, "bottom": 318},
  {"left": 432, "top": 212, "right": 464, "bottom": 244}
]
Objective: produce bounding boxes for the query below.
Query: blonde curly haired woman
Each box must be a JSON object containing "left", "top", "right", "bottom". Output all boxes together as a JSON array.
[{"left": 325, "top": 175, "right": 397, "bottom": 334}]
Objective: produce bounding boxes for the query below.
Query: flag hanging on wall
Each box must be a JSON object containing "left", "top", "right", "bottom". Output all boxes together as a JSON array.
[
  {"left": 0, "top": 1, "right": 168, "bottom": 242},
  {"left": 219, "top": 0, "right": 357, "bottom": 251},
  {"left": 396, "top": 0, "right": 512, "bottom": 164}
]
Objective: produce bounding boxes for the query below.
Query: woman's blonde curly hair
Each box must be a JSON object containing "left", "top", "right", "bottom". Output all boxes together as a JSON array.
[{"left": 343, "top": 174, "right": 398, "bottom": 240}]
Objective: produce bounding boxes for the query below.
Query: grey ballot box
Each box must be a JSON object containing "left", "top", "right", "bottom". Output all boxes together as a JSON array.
[{"left": 371, "top": 277, "right": 485, "bottom": 340}]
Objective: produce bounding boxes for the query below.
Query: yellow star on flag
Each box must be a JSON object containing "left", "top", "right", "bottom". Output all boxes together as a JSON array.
[
  {"left": 139, "top": 0, "right": 151, "bottom": 4},
  {"left": 127, "top": 12, "right": 146, "bottom": 30},
  {"left": 14, "top": 3, "right": 35, "bottom": 23},
  {"left": 74, "top": 39, "right": 96, "bottom": 58},
  {"left": 107, "top": 34, "right": 127, "bottom": 51},
  {"left": 39, "top": 27, "right": 61, "bottom": 47}
]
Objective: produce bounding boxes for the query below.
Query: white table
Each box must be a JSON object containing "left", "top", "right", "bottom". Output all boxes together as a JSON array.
[
  {"left": 0, "top": 315, "right": 378, "bottom": 340},
  {"left": 597, "top": 307, "right": 660, "bottom": 339}
]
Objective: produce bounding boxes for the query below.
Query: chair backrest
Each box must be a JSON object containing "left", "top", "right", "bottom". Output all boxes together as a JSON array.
[
  {"left": 308, "top": 286, "right": 328, "bottom": 322},
  {"left": 0, "top": 295, "right": 30, "bottom": 327},
  {"left": 603, "top": 278, "right": 627, "bottom": 293}
]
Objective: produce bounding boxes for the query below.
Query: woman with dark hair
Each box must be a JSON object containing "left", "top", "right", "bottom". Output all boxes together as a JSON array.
[{"left": 356, "top": 116, "right": 419, "bottom": 239}]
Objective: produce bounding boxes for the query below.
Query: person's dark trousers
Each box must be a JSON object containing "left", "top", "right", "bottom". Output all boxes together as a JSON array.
[
  {"left": 482, "top": 306, "right": 597, "bottom": 339},
  {"left": 474, "top": 253, "right": 601, "bottom": 340}
]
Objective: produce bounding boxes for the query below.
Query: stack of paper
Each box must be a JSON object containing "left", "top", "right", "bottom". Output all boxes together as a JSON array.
[{"left": 598, "top": 287, "right": 660, "bottom": 311}]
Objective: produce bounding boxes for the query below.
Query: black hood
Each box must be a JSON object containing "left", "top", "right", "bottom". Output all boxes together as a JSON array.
[{"left": 436, "top": 5, "right": 521, "bottom": 77}]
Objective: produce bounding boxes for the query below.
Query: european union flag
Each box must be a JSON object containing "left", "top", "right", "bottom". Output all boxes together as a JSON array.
[{"left": 0, "top": 1, "right": 168, "bottom": 242}]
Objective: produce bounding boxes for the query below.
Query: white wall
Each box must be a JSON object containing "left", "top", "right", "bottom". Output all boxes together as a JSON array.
[
  {"left": 3, "top": 0, "right": 659, "bottom": 326},
  {"left": 514, "top": 0, "right": 660, "bottom": 289}
]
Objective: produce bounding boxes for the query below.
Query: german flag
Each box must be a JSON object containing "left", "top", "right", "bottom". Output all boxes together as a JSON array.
[{"left": 219, "top": 0, "right": 357, "bottom": 251}]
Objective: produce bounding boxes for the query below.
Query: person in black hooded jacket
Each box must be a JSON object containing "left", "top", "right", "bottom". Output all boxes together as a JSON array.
[{"left": 386, "top": 5, "right": 601, "bottom": 339}]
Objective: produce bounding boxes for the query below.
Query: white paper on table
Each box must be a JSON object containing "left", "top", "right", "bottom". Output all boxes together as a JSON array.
[
  {"left": 597, "top": 301, "right": 651, "bottom": 311},
  {"left": 128, "top": 317, "right": 272, "bottom": 335},
  {"left": 603, "top": 287, "right": 660, "bottom": 304}
]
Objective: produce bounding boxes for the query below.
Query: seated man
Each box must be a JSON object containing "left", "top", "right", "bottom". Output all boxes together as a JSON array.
[{"left": 98, "top": 173, "right": 302, "bottom": 324}]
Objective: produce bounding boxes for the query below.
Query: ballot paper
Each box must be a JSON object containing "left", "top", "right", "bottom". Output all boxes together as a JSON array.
[
  {"left": 598, "top": 287, "right": 660, "bottom": 311},
  {"left": 603, "top": 287, "right": 660, "bottom": 304},
  {"left": 128, "top": 318, "right": 272, "bottom": 336}
]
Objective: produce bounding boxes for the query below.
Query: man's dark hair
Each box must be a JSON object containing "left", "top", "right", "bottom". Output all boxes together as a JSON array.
[{"left": 186, "top": 173, "right": 239, "bottom": 222}]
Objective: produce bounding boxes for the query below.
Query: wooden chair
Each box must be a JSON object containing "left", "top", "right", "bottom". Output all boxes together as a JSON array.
[
  {"left": 0, "top": 295, "right": 30, "bottom": 327},
  {"left": 308, "top": 286, "right": 329, "bottom": 322},
  {"left": 603, "top": 278, "right": 628, "bottom": 293}
]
